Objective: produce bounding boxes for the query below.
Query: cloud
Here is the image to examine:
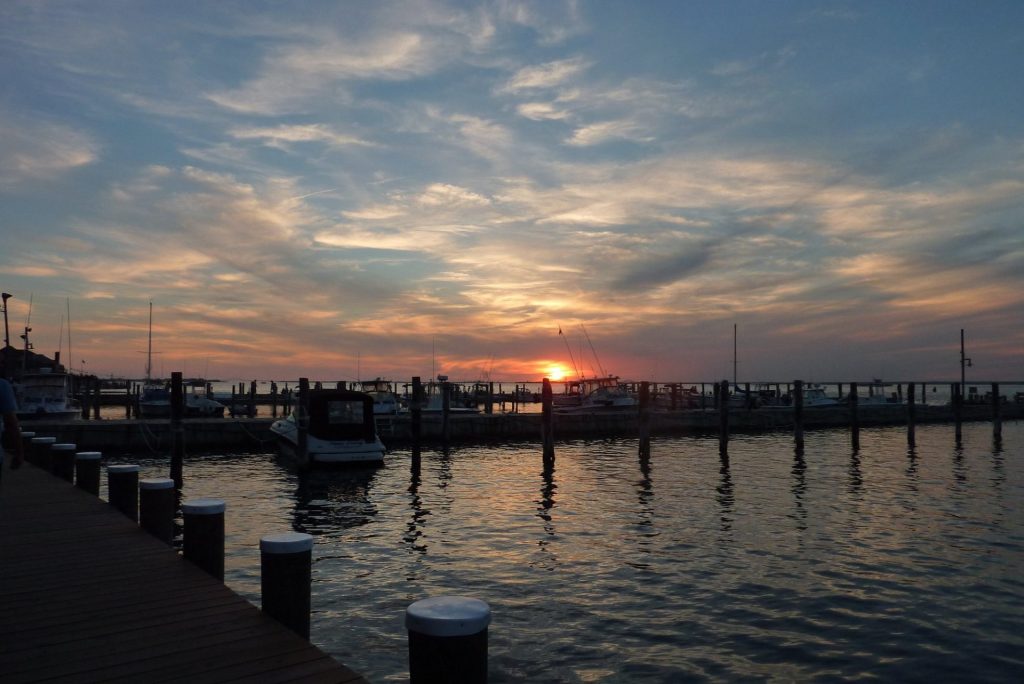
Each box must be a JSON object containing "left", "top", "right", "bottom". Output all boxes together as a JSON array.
[
  {"left": 229, "top": 124, "right": 376, "bottom": 150},
  {"left": 500, "top": 57, "right": 590, "bottom": 92},
  {"left": 516, "top": 102, "right": 572, "bottom": 120},
  {"left": 565, "top": 120, "right": 652, "bottom": 146},
  {"left": 0, "top": 112, "right": 98, "bottom": 186}
]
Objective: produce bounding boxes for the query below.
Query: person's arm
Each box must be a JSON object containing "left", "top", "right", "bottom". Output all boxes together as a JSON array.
[{"left": 3, "top": 411, "right": 24, "bottom": 468}]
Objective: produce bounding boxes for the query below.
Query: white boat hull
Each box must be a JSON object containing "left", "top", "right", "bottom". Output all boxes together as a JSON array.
[{"left": 270, "top": 417, "right": 385, "bottom": 465}]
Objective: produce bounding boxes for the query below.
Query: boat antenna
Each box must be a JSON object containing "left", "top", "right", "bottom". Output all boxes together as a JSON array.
[
  {"left": 579, "top": 323, "right": 607, "bottom": 377},
  {"left": 558, "top": 325, "right": 582, "bottom": 380},
  {"left": 56, "top": 312, "right": 64, "bottom": 367},
  {"left": 21, "top": 293, "right": 33, "bottom": 375}
]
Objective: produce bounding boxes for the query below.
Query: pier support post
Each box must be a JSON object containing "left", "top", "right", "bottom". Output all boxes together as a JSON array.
[
  {"left": 953, "top": 383, "right": 963, "bottom": 443},
  {"left": 249, "top": 380, "right": 257, "bottom": 418},
  {"left": 50, "top": 443, "right": 77, "bottom": 482},
  {"left": 992, "top": 382, "right": 1002, "bottom": 442},
  {"left": 442, "top": 381, "right": 452, "bottom": 444},
  {"left": 411, "top": 377, "right": 423, "bottom": 450},
  {"left": 260, "top": 532, "right": 314, "bottom": 639},
  {"left": 297, "top": 378, "right": 310, "bottom": 469},
  {"left": 717, "top": 380, "right": 729, "bottom": 454},
  {"left": 92, "top": 377, "right": 101, "bottom": 420},
  {"left": 140, "top": 477, "right": 176, "bottom": 544},
  {"left": 486, "top": 382, "right": 494, "bottom": 415},
  {"left": 541, "top": 378, "right": 554, "bottom": 463},
  {"left": 75, "top": 452, "right": 101, "bottom": 496},
  {"left": 30, "top": 436, "right": 56, "bottom": 470},
  {"left": 849, "top": 382, "right": 860, "bottom": 451},
  {"left": 182, "top": 498, "right": 226, "bottom": 581},
  {"left": 170, "top": 372, "right": 184, "bottom": 488},
  {"left": 271, "top": 381, "right": 278, "bottom": 418},
  {"left": 638, "top": 381, "right": 651, "bottom": 457},
  {"left": 19, "top": 431, "right": 35, "bottom": 464},
  {"left": 906, "top": 382, "right": 916, "bottom": 447},
  {"left": 406, "top": 596, "right": 490, "bottom": 684},
  {"left": 793, "top": 380, "right": 805, "bottom": 451},
  {"left": 107, "top": 464, "right": 140, "bottom": 521}
]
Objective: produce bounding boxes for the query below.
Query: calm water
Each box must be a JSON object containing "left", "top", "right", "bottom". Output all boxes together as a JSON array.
[{"left": 105, "top": 421, "right": 1024, "bottom": 682}]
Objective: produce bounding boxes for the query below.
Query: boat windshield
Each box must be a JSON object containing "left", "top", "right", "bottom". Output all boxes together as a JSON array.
[{"left": 327, "top": 400, "right": 366, "bottom": 425}]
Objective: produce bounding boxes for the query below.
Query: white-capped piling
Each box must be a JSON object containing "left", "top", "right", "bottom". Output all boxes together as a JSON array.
[
  {"left": 406, "top": 596, "right": 491, "bottom": 683},
  {"left": 107, "top": 464, "right": 140, "bottom": 521},
  {"left": 260, "top": 532, "right": 314, "bottom": 639},
  {"left": 140, "top": 477, "right": 176, "bottom": 544},
  {"left": 29, "top": 436, "right": 56, "bottom": 469},
  {"left": 50, "top": 443, "right": 77, "bottom": 482},
  {"left": 182, "top": 497, "right": 225, "bottom": 581},
  {"left": 75, "top": 452, "right": 102, "bottom": 495}
]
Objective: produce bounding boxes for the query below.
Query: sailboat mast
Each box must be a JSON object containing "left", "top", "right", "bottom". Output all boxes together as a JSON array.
[
  {"left": 145, "top": 301, "right": 153, "bottom": 383},
  {"left": 66, "top": 298, "right": 73, "bottom": 375}
]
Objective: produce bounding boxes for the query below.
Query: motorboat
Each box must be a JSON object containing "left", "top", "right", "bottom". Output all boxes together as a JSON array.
[
  {"left": 15, "top": 369, "right": 80, "bottom": 421},
  {"left": 359, "top": 378, "right": 399, "bottom": 415},
  {"left": 803, "top": 384, "right": 841, "bottom": 408},
  {"left": 138, "top": 383, "right": 226, "bottom": 418},
  {"left": 270, "top": 389, "right": 385, "bottom": 465},
  {"left": 557, "top": 376, "right": 637, "bottom": 412}
]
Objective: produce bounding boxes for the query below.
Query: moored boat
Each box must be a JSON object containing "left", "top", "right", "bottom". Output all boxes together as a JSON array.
[
  {"left": 15, "top": 369, "right": 80, "bottom": 421},
  {"left": 270, "top": 389, "right": 385, "bottom": 466}
]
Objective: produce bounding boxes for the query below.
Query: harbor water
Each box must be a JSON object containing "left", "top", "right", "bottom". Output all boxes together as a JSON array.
[{"left": 103, "top": 421, "right": 1023, "bottom": 682}]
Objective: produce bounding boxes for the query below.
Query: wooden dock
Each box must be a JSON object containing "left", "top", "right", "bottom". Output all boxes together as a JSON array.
[{"left": 0, "top": 464, "right": 366, "bottom": 684}]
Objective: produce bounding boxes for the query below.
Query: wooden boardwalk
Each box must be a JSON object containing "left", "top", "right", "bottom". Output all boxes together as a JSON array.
[{"left": 0, "top": 464, "right": 367, "bottom": 684}]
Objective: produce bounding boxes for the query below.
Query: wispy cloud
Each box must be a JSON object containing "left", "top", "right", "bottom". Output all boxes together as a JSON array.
[{"left": 0, "top": 111, "right": 98, "bottom": 185}]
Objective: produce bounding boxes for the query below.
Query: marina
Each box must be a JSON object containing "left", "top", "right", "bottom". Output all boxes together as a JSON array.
[{"left": 4, "top": 420, "right": 1020, "bottom": 681}]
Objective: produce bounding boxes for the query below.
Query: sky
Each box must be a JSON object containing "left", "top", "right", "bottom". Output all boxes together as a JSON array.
[{"left": 1, "top": 0, "right": 1022, "bottom": 384}]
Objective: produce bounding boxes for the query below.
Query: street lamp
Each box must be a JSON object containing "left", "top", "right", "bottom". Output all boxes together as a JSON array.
[{"left": 1, "top": 292, "right": 10, "bottom": 350}]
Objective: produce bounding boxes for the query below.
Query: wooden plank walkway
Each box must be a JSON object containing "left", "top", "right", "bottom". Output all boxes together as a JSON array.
[{"left": 0, "top": 463, "right": 367, "bottom": 684}]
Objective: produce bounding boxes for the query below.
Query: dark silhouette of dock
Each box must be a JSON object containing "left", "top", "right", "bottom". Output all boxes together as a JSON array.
[{"left": 0, "top": 465, "right": 366, "bottom": 683}]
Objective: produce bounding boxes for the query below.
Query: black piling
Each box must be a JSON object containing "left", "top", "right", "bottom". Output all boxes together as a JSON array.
[
  {"left": 406, "top": 596, "right": 491, "bottom": 684},
  {"left": 50, "top": 443, "right": 77, "bottom": 482},
  {"left": 849, "top": 382, "right": 860, "bottom": 451},
  {"left": 906, "top": 382, "right": 916, "bottom": 447},
  {"left": 793, "top": 380, "right": 805, "bottom": 451},
  {"left": 638, "top": 381, "right": 651, "bottom": 457},
  {"left": 992, "top": 382, "right": 1002, "bottom": 442},
  {"left": 953, "top": 383, "right": 963, "bottom": 443},
  {"left": 717, "top": 380, "right": 729, "bottom": 454},
  {"left": 107, "top": 464, "right": 139, "bottom": 522},
  {"left": 297, "top": 378, "right": 310, "bottom": 469},
  {"left": 442, "top": 381, "right": 452, "bottom": 444},
  {"left": 140, "top": 477, "right": 176, "bottom": 544},
  {"left": 541, "top": 378, "right": 554, "bottom": 463},
  {"left": 75, "top": 451, "right": 101, "bottom": 496},
  {"left": 170, "top": 371, "right": 184, "bottom": 488},
  {"left": 182, "top": 497, "right": 226, "bottom": 581},
  {"left": 260, "top": 532, "right": 314, "bottom": 639}
]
